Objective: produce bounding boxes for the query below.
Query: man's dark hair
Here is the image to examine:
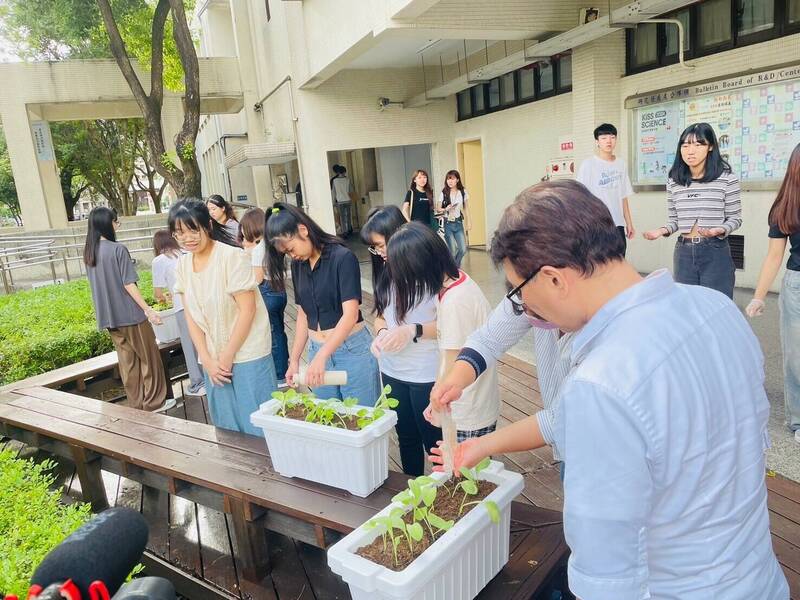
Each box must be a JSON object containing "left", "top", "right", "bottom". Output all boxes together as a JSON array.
[
  {"left": 593, "top": 123, "right": 617, "bottom": 139},
  {"left": 490, "top": 180, "right": 625, "bottom": 279}
]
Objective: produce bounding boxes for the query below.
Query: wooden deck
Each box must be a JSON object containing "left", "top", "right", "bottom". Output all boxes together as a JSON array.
[{"left": 3, "top": 287, "right": 800, "bottom": 598}]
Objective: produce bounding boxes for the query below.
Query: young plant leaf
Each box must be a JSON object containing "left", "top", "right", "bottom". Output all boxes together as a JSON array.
[
  {"left": 459, "top": 466, "right": 476, "bottom": 481},
  {"left": 461, "top": 480, "right": 478, "bottom": 495},
  {"left": 482, "top": 500, "right": 500, "bottom": 524},
  {"left": 387, "top": 398, "right": 399, "bottom": 408},
  {"left": 426, "top": 512, "right": 454, "bottom": 532},
  {"left": 407, "top": 522, "right": 424, "bottom": 542},
  {"left": 475, "top": 457, "right": 491, "bottom": 472}
]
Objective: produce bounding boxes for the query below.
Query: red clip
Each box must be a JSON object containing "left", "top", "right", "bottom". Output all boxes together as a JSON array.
[
  {"left": 87, "top": 582, "right": 110, "bottom": 600},
  {"left": 25, "top": 585, "right": 43, "bottom": 600},
  {"left": 5, "top": 594, "right": 20, "bottom": 600},
  {"left": 60, "top": 581, "right": 81, "bottom": 600}
]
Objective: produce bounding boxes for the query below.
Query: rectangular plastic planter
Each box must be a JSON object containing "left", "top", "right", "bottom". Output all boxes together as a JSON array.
[
  {"left": 250, "top": 398, "right": 398, "bottom": 497},
  {"left": 152, "top": 307, "right": 180, "bottom": 343},
  {"left": 327, "top": 460, "right": 524, "bottom": 600}
]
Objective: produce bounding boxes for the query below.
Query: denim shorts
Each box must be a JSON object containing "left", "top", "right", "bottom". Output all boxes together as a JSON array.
[{"left": 307, "top": 326, "right": 380, "bottom": 406}]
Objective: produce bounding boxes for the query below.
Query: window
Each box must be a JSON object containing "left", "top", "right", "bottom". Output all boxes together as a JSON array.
[
  {"left": 501, "top": 72, "right": 516, "bottom": 105},
  {"left": 519, "top": 65, "right": 536, "bottom": 100},
  {"left": 265, "top": 0, "right": 271, "bottom": 21},
  {"left": 457, "top": 90, "right": 472, "bottom": 120},
  {"left": 665, "top": 9, "right": 691, "bottom": 56},
  {"left": 627, "top": 0, "right": 798, "bottom": 75},
  {"left": 455, "top": 52, "right": 572, "bottom": 121},
  {"left": 557, "top": 54, "right": 573, "bottom": 90},
  {"left": 488, "top": 78, "right": 501, "bottom": 109},
  {"left": 630, "top": 23, "right": 659, "bottom": 67},
  {"left": 737, "top": 0, "right": 774, "bottom": 36}
]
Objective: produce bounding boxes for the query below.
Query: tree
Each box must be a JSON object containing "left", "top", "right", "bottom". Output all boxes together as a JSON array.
[{"left": 0, "top": 129, "right": 22, "bottom": 225}]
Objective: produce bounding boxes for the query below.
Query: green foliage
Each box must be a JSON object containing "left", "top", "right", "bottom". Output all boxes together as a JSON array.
[
  {"left": 271, "top": 384, "right": 399, "bottom": 430},
  {"left": 0, "top": 127, "right": 20, "bottom": 223},
  {"left": 178, "top": 142, "right": 195, "bottom": 162},
  {"left": 0, "top": 449, "right": 92, "bottom": 598},
  {"left": 0, "top": 272, "right": 155, "bottom": 386}
]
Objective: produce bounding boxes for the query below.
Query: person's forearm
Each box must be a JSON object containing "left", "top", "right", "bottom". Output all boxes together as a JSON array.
[
  {"left": 124, "top": 283, "right": 151, "bottom": 312},
  {"left": 473, "top": 415, "right": 545, "bottom": 458},
  {"left": 154, "top": 287, "right": 168, "bottom": 303},
  {"left": 401, "top": 203, "right": 411, "bottom": 221},
  {"left": 754, "top": 254, "right": 784, "bottom": 300},
  {"left": 464, "top": 298, "right": 530, "bottom": 370},
  {"left": 443, "top": 359, "right": 478, "bottom": 390},
  {"left": 420, "top": 320, "right": 436, "bottom": 340},
  {"left": 623, "top": 197, "right": 633, "bottom": 228},
  {"left": 374, "top": 316, "right": 387, "bottom": 333},
  {"left": 223, "top": 294, "right": 256, "bottom": 359},
  {"left": 290, "top": 309, "right": 309, "bottom": 362},
  {"left": 252, "top": 266, "right": 265, "bottom": 285}
]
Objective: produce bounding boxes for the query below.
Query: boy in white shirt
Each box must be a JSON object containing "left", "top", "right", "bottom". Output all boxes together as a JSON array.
[{"left": 576, "top": 123, "right": 635, "bottom": 255}]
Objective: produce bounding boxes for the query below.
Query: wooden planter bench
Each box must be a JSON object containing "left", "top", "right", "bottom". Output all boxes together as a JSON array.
[{"left": 0, "top": 385, "right": 569, "bottom": 598}]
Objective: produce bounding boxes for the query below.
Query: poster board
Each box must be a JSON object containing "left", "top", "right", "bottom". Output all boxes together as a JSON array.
[{"left": 630, "top": 66, "right": 800, "bottom": 185}]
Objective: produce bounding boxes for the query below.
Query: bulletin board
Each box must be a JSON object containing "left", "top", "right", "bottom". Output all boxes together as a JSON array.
[{"left": 629, "top": 66, "right": 800, "bottom": 186}]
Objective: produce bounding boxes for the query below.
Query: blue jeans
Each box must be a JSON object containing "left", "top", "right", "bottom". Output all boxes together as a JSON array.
[
  {"left": 204, "top": 355, "right": 277, "bottom": 436},
  {"left": 445, "top": 220, "right": 467, "bottom": 267},
  {"left": 781, "top": 270, "right": 800, "bottom": 431},
  {"left": 307, "top": 327, "right": 379, "bottom": 406},
  {"left": 258, "top": 281, "right": 289, "bottom": 379},
  {"left": 673, "top": 237, "right": 735, "bottom": 299}
]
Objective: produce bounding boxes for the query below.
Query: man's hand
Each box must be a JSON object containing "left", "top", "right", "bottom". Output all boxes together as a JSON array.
[
  {"left": 429, "top": 380, "right": 465, "bottom": 412},
  {"left": 626, "top": 225, "right": 636, "bottom": 239}
]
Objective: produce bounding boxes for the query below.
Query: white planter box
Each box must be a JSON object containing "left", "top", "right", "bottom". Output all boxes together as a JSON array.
[
  {"left": 250, "top": 398, "right": 398, "bottom": 497},
  {"left": 327, "top": 460, "right": 523, "bottom": 600},
  {"left": 152, "top": 307, "right": 180, "bottom": 343}
]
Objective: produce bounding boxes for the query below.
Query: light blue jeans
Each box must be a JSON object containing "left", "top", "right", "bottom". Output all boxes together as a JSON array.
[
  {"left": 204, "top": 355, "right": 277, "bottom": 436},
  {"left": 780, "top": 269, "right": 800, "bottom": 431},
  {"left": 307, "top": 327, "right": 379, "bottom": 406},
  {"left": 445, "top": 220, "right": 467, "bottom": 267}
]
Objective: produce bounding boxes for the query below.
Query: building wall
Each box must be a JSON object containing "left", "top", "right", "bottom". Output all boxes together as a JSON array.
[{"left": 617, "top": 32, "right": 800, "bottom": 289}]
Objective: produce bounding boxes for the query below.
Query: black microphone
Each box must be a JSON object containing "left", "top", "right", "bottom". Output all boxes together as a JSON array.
[{"left": 30, "top": 507, "right": 148, "bottom": 599}]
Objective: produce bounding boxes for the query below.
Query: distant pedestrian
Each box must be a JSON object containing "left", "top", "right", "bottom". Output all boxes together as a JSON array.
[
  {"left": 402, "top": 169, "right": 434, "bottom": 227},
  {"left": 438, "top": 170, "right": 470, "bottom": 267},
  {"left": 207, "top": 194, "right": 241, "bottom": 241},
  {"left": 330, "top": 164, "right": 354, "bottom": 236}
]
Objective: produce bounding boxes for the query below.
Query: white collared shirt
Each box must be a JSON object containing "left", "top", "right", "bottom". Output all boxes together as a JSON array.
[{"left": 554, "top": 269, "right": 787, "bottom": 599}]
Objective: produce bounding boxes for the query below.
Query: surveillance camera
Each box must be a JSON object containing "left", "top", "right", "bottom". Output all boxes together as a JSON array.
[
  {"left": 253, "top": 102, "right": 263, "bottom": 112},
  {"left": 378, "top": 97, "right": 390, "bottom": 111}
]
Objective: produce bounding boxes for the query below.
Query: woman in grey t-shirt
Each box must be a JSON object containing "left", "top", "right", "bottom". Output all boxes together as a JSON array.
[
  {"left": 207, "top": 194, "right": 241, "bottom": 241},
  {"left": 83, "top": 207, "right": 169, "bottom": 412}
]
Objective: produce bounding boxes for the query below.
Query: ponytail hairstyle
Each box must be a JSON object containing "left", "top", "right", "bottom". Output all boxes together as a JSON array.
[
  {"left": 769, "top": 142, "right": 800, "bottom": 235},
  {"left": 441, "top": 169, "right": 465, "bottom": 202},
  {"left": 207, "top": 194, "right": 237, "bottom": 222},
  {"left": 360, "top": 205, "right": 407, "bottom": 316},
  {"left": 83, "top": 206, "right": 117, "bottom": 267},
  {"left": 167, "top": 198, "right": 238, "bottom": 249},
  {"left": 668, "top": 122, "right": 731, "bottom": 186},
  {"left": 387, "top": 222, "right": 459, "bottom": 323},
  {"left": 153, "top": 229, "right": 181, "bottom": 258},
  {"left": 238, "top": 207, "right": 266, "bottom": 245},
  {"left": 409, "top": 169, "right": 434, "bottom": 201},
  {"left": 264, "top": 202, "right": 343, "bottom": 291}
]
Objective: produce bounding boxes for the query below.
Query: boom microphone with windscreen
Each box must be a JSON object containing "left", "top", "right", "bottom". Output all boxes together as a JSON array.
[{"left": 29, "top": 507, "right": 148, "bottom": 600}]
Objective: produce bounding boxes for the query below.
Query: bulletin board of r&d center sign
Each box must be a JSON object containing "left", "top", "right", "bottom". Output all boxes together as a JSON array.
[{"left": 629, "top": 65, "right": 800, "bottom": 186}]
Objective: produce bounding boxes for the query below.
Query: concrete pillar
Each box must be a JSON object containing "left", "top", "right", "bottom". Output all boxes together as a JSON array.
[
  {"left": 571, "top": 31, "right": 626, "bottom": 163},
  {"left": 1, "top": 103, "right": 68, "bottom": 230},
  {"left": 229, "top": 0, "right": 271, "bottom": 207}
]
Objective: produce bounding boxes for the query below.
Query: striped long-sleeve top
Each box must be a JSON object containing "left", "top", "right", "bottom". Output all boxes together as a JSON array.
[
  {"left": 458, "top": 298, "right": 573, "bottom": 461},
  {"left": 663, "top": 172, "right": 742, "bottom": 236}
]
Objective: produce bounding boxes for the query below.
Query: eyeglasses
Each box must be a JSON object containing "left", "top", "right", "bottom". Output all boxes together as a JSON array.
[
  {"left": 172, "top": 229, "right": 201, "bottom": 242},
  {"left": 505, "top": 269, "right": 540, "bottom": 314}
]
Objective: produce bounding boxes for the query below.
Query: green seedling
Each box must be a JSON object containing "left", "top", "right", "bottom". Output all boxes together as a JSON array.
[
  {"left": 150, "top": 301, "right": 172, "bottom": 311},
  {"left": 274, "top": 387, "right": 397, "bottom": 431},
  {"left": 271, "top": 388, "right": 302, "bottom": 417}
]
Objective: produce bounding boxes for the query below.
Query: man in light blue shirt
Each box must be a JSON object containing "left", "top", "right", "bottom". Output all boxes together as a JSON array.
[{"left": 431, "top": 180, "right": 788, "bottom": 599}]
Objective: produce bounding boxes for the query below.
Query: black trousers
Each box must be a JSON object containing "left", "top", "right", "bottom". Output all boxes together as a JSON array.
[{"left": 382, "top": 373, "right": 442, "bottom": 476}]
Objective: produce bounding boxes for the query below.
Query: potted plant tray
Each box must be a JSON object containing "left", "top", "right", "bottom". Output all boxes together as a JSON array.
[
  {"left": 327, "top": 459, "right": 524, "bottom": 600},
  {"left": 250, "top": 392, "right": 398, "bottom": 497},
  {"left": 150, "top": 303, "right": 180, "bottom": 343}
]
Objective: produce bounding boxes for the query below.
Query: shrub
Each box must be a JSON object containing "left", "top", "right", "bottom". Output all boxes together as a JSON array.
[
  {"left": 0, "top": 271, "right": 154, "bottom": 386},
  {"left": 0, "top": 449, "right": 92, "bottom": 598}
]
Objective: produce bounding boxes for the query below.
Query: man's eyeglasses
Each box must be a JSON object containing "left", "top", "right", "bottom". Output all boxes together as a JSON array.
[
  {"left": 368, "top": 245, "right": 386, "bottom": 257},
  {"left": 505, "top": 269, "right": 540, "bottom": 314}
]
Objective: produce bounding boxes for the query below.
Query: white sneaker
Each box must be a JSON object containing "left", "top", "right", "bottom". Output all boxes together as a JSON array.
[
  {"left": 154, "top": 397, "right": 177, "bottom": 413},
  {"left": 795, "top": 429, "right": 800, "bottom": 445},
  {"left": 186, "top": 385, "right": 207, "bottom": 397}
]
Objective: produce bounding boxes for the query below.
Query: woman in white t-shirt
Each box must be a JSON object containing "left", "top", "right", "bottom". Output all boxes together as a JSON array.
[
  {"left": 387, "top": 222, "right": 498, "bottom": 442},
  {"left": 170, "top": 198, "right": 276, "bottom": 436},
  {"left": 151, "top": 230, "right": 205, "bottom": 398},
  {"left": 437, "top": 170, "right": 470, "bottom": 268},
  {"left": 361, "top": 206, "right": 442, "bottom": 476}
]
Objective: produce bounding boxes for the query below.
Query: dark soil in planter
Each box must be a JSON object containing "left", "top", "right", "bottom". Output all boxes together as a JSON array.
[
  {"left": 280, "top": 405, "right": 362, "bottom": 431},
  {"left": 356, "top": 478, "right": 498, "bottom": 571}
]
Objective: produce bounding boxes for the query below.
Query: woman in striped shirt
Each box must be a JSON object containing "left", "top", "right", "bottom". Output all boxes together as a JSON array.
[{"left": 643, "top": 122, "right": 742, "bottom": 298}]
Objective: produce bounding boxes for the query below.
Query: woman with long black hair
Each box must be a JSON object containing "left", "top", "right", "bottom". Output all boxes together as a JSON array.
[
  {"left": 438, "top": 169, "right": 470, "bottom": 267},
  {"left": 747, "top": 143, "right": 800, "bottom": 443},
  {"left": 387, "top": 222, "right": 498, "bottom": 442},
  {"left": 265, "top": 202, "right": 379, "bottom": 404},
  {"left": 402, "top": 169, "right": 434, "bottom": 227},
  {"left": 361, "top": 206, "right": 442, "bottom": 476},
  {"left": 170, "top": 199, "right": 276, "bottom": 435},
  {"left": 207, "top": 194, "right": 241, "bottom": 240},
  {"left": 84, "top": 207, "right": 169, "bottom": 412},
  {"left": 643, "top": 122, "right": 742, "bottom": 298}
]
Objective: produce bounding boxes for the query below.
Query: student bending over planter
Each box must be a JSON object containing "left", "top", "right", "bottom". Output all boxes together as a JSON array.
[
  {"left": 264, "top": 202, "right": 379, "bottom": 405},
  {"left": 170, "top": 198, "right": 277, "bottom": 436},
  {"left": 83, "top": 207, "right": 169, "bottom": 412}
]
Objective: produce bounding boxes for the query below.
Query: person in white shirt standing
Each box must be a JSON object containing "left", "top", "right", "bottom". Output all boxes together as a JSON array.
[
  {"left": 330, "top": 164, "right": 354, "bottom": 237},
  {"left": 576, "top": 123, "right": 635, "bottom": 255}
]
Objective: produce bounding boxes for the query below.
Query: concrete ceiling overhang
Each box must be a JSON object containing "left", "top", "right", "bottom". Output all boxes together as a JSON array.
[{"left": 224, "top": 142, "right": 297, "bottom": 169}]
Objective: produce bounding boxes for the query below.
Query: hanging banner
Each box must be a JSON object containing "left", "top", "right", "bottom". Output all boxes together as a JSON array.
[{"left": 636, "top": 104, "right": 680, "bottom": 183}]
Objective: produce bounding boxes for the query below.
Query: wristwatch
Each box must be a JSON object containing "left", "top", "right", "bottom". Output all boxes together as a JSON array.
[{"left": 413, "top": 323, "right": 423, "bottom": 343}]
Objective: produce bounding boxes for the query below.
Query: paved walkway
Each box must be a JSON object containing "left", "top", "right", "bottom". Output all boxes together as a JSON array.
[{"left": 351, "top": 241, "right": 798, "bottom": 483}]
